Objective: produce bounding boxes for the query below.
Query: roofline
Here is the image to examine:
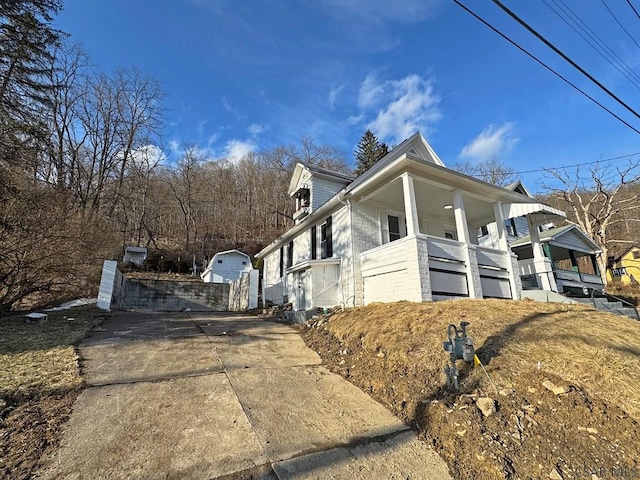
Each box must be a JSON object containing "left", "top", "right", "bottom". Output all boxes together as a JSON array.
[
  {"left": 257, "top": 155, "right": 550, "bottom": 259},
  {"left": 511, "top": 224, "right": 602, "bottom": 252}
]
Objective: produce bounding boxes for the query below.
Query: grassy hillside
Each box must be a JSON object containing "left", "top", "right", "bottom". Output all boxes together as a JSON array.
[{"left": 298, "top": 299, "right": 640, "bottom": 480}]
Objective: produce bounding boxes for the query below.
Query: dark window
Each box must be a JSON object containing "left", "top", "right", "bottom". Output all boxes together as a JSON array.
[
  {"left": 311, "top": 226, "right": 317, "bottom": 260},
  {"left": 217, "top": 260, "right": 223, "bottom": 264},
  {"left": 505, "top": 218, "right": 517, "bottom": 236},
  {"left": 320, "top": 216, "right": 333, "bottom": 258},
  {"left": 242, "top": 261, "right": 247, "bottom": 265},
  {"left": 634, "top": 251, "right": 640, "bottom": 260},
  {"left": 287, "top": 240, "right": 294, "bottom": 268},
  {"left": 279, "top": 247, "right": 284, "bottom": 277},
  {"left": 388, "top": 215, "right": 401, "bottom": 242},
  {"left": 478, "top": 225, "right": 488, "bottom": 237}
]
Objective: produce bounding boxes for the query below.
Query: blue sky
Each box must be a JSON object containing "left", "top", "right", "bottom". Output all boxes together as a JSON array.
[{"left": 55, "top": 0, "right": 640, "bottom": 190}]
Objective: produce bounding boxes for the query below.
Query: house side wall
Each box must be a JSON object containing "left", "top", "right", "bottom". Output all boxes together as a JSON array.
[
  {"left": 331, "top": 204, "right": 353, "bottom": 307},
  {"left": 551, "top": 230, "right": 599, "bottom": 254},
  {"left": 350, "top": 202, "right": 383, "bottom": 306},
  {"left": 263, "top": 250, "right": 283, "bottom": 305}
]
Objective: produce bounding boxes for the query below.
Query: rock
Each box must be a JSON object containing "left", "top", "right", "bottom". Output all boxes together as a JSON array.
[
  {"left": 476, "top": 397, "right": 496, "bottom": 417},
  {"left": 456, "top": 429, "right": 467, "bottom": 437},
  {"left": 542, "top": 380, "right": 568, "bottom": 395},
  {"left": 586, "top": 427, "right": 598, "bottom": 434},
  {"left": 528, "top": 387, "right": 537, "bottom": 393},
  {"left": 549, "top": 468, "right": 563, "bottom": 479},
  {"left": 376, "top": 350, "right": 385, "bottom": 358},
  {"left": 499, "top": 389, "right": 513, "bottom": 397},
  {"left": 338, "top": 359, "right": 346, "bottom": 365}
]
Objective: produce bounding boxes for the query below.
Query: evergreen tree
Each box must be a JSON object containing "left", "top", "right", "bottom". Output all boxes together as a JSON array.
[{"left": 354, "top": 130, "right": 389, "bottom": 175}]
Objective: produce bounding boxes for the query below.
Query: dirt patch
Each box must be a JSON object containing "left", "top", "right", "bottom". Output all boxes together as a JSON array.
[
  {"left": 296, "top": 300, "right": 640, "bottom": 480},
  {"left": 0, "top": 306, "right": 107, "bottom": 480}
]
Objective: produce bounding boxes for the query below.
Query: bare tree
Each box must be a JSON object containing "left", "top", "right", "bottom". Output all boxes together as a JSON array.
[
  {"left": 454, "top": 158, "right": 516, "bottom": 187},
  {"left": 541, "top": 160, "right": 640, "bottom": 282}
]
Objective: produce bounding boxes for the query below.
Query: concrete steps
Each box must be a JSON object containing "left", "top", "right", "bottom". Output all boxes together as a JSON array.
[{"left": 572, "top": 297, "right": 638, "bottom": 320}]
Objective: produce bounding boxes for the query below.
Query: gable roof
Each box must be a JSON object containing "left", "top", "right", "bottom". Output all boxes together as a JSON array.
[
  {"left": 612, "top": 245, "right": 640, "bottom": 264},
  {"left": 505, "top": 180, "right": 533, "bottom": 198},
  {"left": 288, "top": 163, "right": 355, "bottom": 196},
  {"left": 510, "top": 224, "right": 601, "bottom": 253}
]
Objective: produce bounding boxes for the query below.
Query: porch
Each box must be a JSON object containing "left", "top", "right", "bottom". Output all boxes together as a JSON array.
[{"left": 360, "top": 234, "right": 517, "bottom": 303}]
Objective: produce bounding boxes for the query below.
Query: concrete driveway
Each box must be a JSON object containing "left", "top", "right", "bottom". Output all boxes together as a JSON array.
[{"left": 37, "top": 312, "right": 451, "bottom": 480}]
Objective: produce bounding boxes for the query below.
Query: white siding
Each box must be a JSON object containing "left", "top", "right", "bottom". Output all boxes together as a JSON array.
[
  {"left": 263, "top": 250, "right": 284, "bottom": 305},
  {"left": 552, "top": 229, "right": 599, "bottom": 254},
  {"left": 311, "top": 177, "right": 346, "bottom": 211}
]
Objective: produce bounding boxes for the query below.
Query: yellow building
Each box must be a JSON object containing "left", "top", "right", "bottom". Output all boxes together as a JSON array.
[{"left": 607, "top": 246, "right": 640, "bottom": 285}]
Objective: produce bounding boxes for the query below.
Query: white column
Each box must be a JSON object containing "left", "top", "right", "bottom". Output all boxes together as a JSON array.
[
  {"left": 402, "top": 173, "right": 420, "bottom": 237},
  {"left": 527, "top": 216, "right": 556, "bottom": 291},
  {"left": 494, "top": 202, "right": 520, "bottom": 300},
  {"left": 452, "top": 189, "right": 470, "bottom": 243},
  {"left": 453, "top": 189, "right": 480, "bottom": 298}
]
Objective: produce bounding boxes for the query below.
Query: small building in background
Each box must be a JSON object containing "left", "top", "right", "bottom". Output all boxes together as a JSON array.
[
  {"left": 607, "top": 245, "right": 640, "bottom": 285},
  {"left": 201, "top": 249, "right": 253, "bottom": 283},
  {"left": 123, "top": 246, "right": 148, "bottom": 266}
]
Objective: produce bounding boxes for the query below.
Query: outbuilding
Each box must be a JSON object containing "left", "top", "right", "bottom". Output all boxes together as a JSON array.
[{"left": 201, "top": 249, "right": 253, "bottom": 283}]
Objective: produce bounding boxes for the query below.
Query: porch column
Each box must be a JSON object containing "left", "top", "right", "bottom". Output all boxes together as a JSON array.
[
  {"left": 401, "top": 173, "right": 420, "bottom": 237},
  {"left": 494, "top": 201, "right": 520, "bottom": 299},
  {"left": 452, "top": 189, "right": 470, "bottom": 243},
  {"left": 453, "top": 189, "right": 481, "bottom": 298},
  {"left": 527, "top": 216, "right": 556, "bottom": 291}
]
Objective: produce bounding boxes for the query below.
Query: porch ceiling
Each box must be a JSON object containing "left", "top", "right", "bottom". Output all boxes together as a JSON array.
[{"left": 363, "top": 177, "right": 496, "bottom": 225}]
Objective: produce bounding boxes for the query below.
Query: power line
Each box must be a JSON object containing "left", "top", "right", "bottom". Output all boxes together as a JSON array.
[
  {"left": 599, "top": 0, "right": 640, "bottom": 50},
  {"left": 511, "top": 152, "right": 640, "bottom": 175},
  {"left": 490, "top": 0, "right": 640, "bottom": 123},
  {"left": 451, "top": 0, "right": 640, "bottom": 135},
  {"left": 627, "top": 0, "right": 640, "bottom": 21},
  {"left": 543, "top": 0, "right": 640, "bottom": 90}
]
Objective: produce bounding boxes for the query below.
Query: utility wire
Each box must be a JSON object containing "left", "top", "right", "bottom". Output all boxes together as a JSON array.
[
  {"left": 490, "top": 0, "right": 640, "bottom": 123},
  {"left": 544, "top": 0, "right": 640, "bottom": 89},
  {"left": 627, "top": 0, "right": 640, "bottom": 21},
  {"left": 451, "top": 0, "right": 640, "bottom": 135},
  {"left": 599, "top": 0, "right": 640, "bottom": 50},
  {"left": 511, "top": 152, "right": 640, "bottom": 175}
]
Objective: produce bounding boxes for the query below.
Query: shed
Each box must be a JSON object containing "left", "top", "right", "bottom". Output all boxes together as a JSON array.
[
  {"left": 123, "top": 246, "right": 147, "bottom": 266},
  {"left": 201, "top": 249, "right": 253, "bottom": 283}
]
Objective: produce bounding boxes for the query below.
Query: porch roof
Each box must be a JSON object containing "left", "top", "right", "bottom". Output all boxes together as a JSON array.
[
  {"left": 501, "top": 202, "right": 566, "bottom": 226},
  {"left": 511, "top": 224, "right": 602, "bottom": 254}
]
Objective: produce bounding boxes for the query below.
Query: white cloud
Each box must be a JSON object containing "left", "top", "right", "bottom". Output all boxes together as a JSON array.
[
  {"left": 363, "top": 74, "right": 442, "bottom": 144},
  {"left": 329, "top": 85, "right": 344, "bottom": 109},
  {"left": 358, "top": 74, "right": 385, "bottom": 109},
  {"left": 460, "top": 123, "right": 519, "bottom": 162},
  {"left": 222, "top": 96, "right": 242, "bottom": 119},
  {"left": 129, "top": 145, "right": 167, "bottom": 168},
  {"left": 169, "top": 140, "right": 183, "bottom": 157},
  {"left": 248, "top": 123, "right": 269, "bottom": 137},
  {"left": 223, "top": 139, "right": 257, "bottom": 161},
  {"left": 321, "top": 0, "right": 440, "bottom": 24}
]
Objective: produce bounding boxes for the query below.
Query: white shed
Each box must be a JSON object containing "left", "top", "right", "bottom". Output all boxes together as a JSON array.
[
  {"left": 201, "top": 249, "right": 253, "bottom": 283},
  {"left": 123, "top": 246, "right": 147, "bottom": 266}
]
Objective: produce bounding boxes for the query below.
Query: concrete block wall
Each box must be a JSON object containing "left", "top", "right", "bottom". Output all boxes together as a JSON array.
[{"left": 117, "top": 279, "right": 229, "bottom": 312}]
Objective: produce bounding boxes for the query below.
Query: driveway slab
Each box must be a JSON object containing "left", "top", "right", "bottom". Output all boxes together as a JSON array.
[
  {"left": 215, "top": 332, "right": 321, "bottom": 370},
  {"left": 38, "top": 375, "right": 269, "bottom": 480},
  {"left": 80, "top": 336, "right": 223, "bottom": 386},
  {"left": 273, "top": 430, "right": 452, "bottom": 480},
  {"left": 226, "top": 365, "right": 409, "bottom": 462}
]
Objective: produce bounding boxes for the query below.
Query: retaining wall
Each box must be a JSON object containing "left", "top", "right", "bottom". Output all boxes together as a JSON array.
[{"left": 117, "top": 279, "right": 229, "bottom": 312}]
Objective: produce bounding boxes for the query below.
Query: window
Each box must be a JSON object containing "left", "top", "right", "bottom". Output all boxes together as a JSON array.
[
  {"left": 279, "top": 246, "right": 284, "bottom": 278},
  {"left": 388, "top": 215, "right": 401, "bottom": 242},
  {"left": 287, "top": 240, "right": 294, "bottom": 268},
  {"left": 217, "top": 260, "right": 223, "bottom": 264},
  {"left": 311, "top": 226, "right": 317, "bottom": 260},
  {"left": 444, "top": 231, "right": 456, "bottom": 240},
  {"left": 634, "top": 250, "right": 640, "bottom": 259},
  {"left": 505, "top": 218, "right": 517, "bottom": 236},
  {"left": 478, "top": 225, "right": 488, "bottom": 237},
  {"left": 242, "top": 261, "right": 247, "bottom": 265},
  {"left": 320, "top": 216, "right": 332, "bottom": 258}
]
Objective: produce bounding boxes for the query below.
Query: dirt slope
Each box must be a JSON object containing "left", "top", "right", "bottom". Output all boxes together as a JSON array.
[{"left": 296, "top": 299, "right": 640, "bottom": 480}]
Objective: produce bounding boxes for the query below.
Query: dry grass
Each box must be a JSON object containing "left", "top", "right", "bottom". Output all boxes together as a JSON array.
[
  {"left": 325, "top": 299, "right": 640, "bottom": 419},
  {"left": 0, "top": 305, "right": 107, "bottom": 400}
]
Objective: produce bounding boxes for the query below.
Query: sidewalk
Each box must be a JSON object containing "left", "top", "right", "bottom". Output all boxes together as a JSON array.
[{"left": 37, "top": 312, "right": 451, "bottom": 479}]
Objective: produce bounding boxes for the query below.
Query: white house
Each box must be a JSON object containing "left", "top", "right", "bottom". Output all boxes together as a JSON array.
[
  {"left": 478, "top": 181, "right": 604, "bottom": 294},
  {"left": 256, "top": 132, "right": 570, "bottom": 312},
  {"left": 201, "top": 249, "right": 253, "bottom": 283}
]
